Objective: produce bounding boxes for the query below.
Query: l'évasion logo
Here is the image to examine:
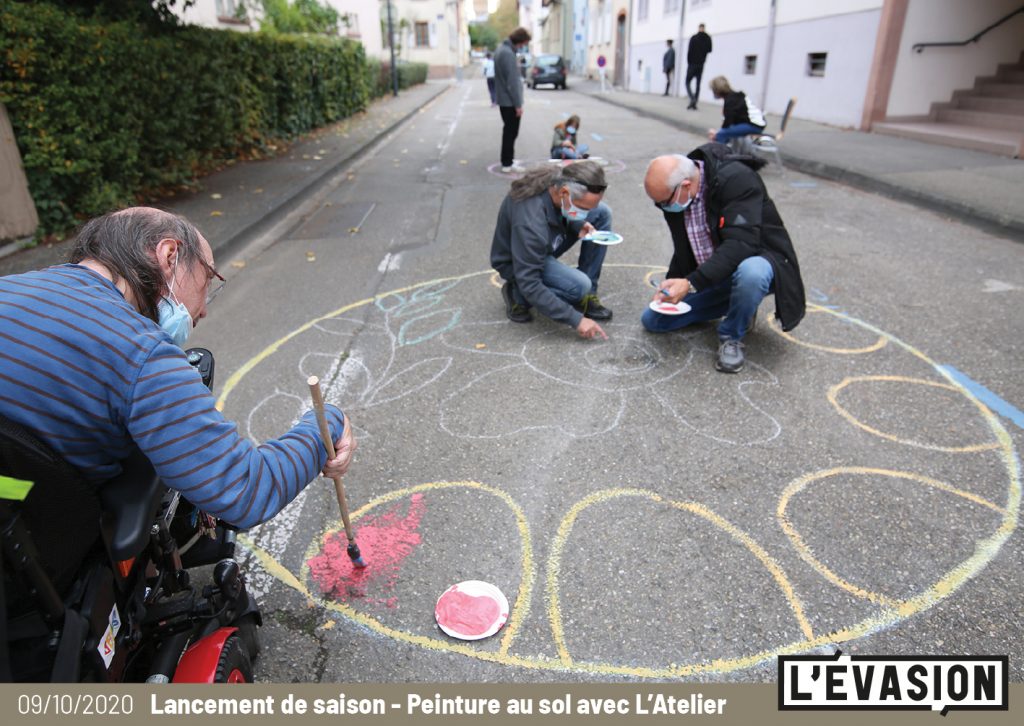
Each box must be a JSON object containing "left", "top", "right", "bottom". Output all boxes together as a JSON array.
[{"left": 778, "top": 653, "right": 1008, "bottom": 715}]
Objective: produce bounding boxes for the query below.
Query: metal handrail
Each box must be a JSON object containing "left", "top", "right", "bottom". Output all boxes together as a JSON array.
[{"left": 913, "top": 5, "right": 1024, "bottom": 53}]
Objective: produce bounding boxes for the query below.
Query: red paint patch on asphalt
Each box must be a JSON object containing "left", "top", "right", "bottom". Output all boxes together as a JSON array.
[
  {"left": 308, "top": 493, "right": 426, "bottom": 605},
  {"left": 435, "top": 588, "right": 502, "bottom": 637}
]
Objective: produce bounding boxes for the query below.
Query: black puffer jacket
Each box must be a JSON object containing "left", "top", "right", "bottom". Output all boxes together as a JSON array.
[{"left": 663, "top": 143, "right": 806, "bottom": 331}]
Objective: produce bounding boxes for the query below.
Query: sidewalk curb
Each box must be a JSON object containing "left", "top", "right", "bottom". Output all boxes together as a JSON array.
[
  {"left": 585, "top": 90, "right": 1024, "bottom": 243},
  {"left": 211, "top": 83, "right": 452, "bottom": 261}
]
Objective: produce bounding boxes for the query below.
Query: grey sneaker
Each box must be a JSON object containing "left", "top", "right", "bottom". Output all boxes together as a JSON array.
[
  {"left": 500, "top": 163, "right": 526, "bottom": 173},
  {"left": 716, "top": 339, "right": 745, "bottom": 373}
]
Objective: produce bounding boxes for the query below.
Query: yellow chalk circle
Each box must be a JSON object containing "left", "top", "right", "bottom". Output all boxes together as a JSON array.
[
  {"left": 828, "top": 375, "right": 1001, "bottom": 453},
  {"left": 778, "top": 467, "right": 1008, "bottom": 609},
  {"left": 770, "top": 306, "right": 888, "bottom": 354},
  {"left": 546, "top": 488, "right": 814, "bottom": 668}
]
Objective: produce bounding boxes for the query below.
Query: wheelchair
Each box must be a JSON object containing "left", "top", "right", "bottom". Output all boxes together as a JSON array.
[{"left": 1, "top": 349, "right": 262, "bottom": 682}]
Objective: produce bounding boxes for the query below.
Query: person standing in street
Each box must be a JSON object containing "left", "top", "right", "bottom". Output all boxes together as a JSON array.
[
  {"left": 662, "top": 39, "right": 676, "bottom": 96},
  {"left": 685, "top": 24, "right": 712, "bottom": 110},
  {"left": 494, "top": 27, "right": 532, "bottom": 173},
  {"left": 483, "top": 51, "right": 496, "bottom": 106}
]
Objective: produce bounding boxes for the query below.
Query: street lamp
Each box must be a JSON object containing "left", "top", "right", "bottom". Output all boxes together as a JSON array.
[{"left": 384, "top": 1, "right": 399, "bottom": 96}]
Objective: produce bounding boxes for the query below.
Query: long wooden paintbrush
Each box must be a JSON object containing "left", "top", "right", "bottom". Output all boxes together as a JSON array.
[{"left": 307, "top": 375, "right": 366, "bottom": 568}]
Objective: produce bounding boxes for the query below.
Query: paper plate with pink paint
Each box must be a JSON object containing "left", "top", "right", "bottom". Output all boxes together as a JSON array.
[
  {"left": 648, "top": 300, "right": 692, "bottom": 315},
  {"left": 434, "top": 580, "right": 509, "bottom": 641}
]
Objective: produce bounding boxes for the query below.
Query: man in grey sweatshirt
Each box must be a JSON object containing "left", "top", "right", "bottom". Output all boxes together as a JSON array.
[{"left": 490, "top": 161, "right": 614, "bottom": 340}]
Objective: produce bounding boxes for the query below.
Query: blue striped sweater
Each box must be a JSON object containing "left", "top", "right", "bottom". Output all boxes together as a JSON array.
[{"left": 0, "top": 264, "right": 345, "bottom": 529}]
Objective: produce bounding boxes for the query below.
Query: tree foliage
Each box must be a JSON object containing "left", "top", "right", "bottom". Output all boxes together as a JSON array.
[
  {"left": 468, "top": 23, "right": 499, "bottom": 51},
  {"left": 489, "top": 0, "right": 520, "bottom": 42},
  {"left": 0, "top": 0, "right": 387, "bottom": 235},
  {"left": 259, "top": 0, "right": 342, "bottom": 36},
  {"left": 39, "top": 0, "right": 194, "bottom": 28}
]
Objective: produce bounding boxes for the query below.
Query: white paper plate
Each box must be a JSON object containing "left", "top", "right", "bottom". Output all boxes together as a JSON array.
[
  {"left": 648, "top": 300, "right": 692, "bottom": 315},
  {"left": 435, "top": 580, "right": 509, "bottom": 641},
  {"left": 582, "top": 231, "right": 623, "bottom": 246}
]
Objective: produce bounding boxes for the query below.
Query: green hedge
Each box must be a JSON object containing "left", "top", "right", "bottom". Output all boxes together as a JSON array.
[
  {"left": 0, "top": 1, "right": 391, "bottom": 235},
  {"left": 365, "top": 58, "right": 430, "bottom": 98}
]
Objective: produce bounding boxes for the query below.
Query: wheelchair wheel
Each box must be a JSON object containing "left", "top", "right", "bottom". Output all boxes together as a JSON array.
[
  {"left": 214, "top": 634, "right": 252, "bottom": 683},
  {"left": 235, "top": 614, "right": 262, "bottom": 660}
]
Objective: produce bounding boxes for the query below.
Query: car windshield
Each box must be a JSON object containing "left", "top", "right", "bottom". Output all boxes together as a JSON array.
[{"left": 536, "top": 55, "right": 561, "bottom": 67}]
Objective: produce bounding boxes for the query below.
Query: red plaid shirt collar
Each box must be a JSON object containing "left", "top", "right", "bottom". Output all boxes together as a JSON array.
[{"left": 684, "top": 160, "right": 714, "bottom": 265}]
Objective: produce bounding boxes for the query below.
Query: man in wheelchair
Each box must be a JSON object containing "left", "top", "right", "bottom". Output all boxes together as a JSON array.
[{"left": 0, "top": 207, "right": 355, "bottom": 681}]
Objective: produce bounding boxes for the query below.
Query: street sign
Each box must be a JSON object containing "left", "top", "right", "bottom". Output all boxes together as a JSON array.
[{"left": 597, "top": 55, "right": 606, "bottom": 68}]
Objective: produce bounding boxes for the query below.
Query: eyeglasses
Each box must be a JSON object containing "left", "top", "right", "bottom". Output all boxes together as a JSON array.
[
  {"left": 654, "top": 184, "right": 682, "bottom": 210},
  {"left": 205, "top": 276, "right": 226, "bottom": 306},
  {"left": 197, "top": 257, "right": 226, "bottom": 305}
]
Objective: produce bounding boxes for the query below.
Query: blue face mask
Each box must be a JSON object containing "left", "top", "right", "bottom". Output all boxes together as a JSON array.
[
  {"left": 566, "top": 126, "right": 577, "bottom": 135},
  {"left": 561, "top": 194, "right": 589, "bottom": 222},
  {"left": 157, "top": 257, "right": 193, "bottom": 347},
  {"left": 658, "top": 185, "right": 693, "bottom": 214}
]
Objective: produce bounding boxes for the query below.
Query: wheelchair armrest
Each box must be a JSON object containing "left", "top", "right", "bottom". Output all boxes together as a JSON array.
[{"left": 99, "top": 449, "right": 164, "bottom": 561}]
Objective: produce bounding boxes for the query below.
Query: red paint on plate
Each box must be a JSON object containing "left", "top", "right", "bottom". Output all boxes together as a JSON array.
[
  {"left": 307, "top": 493, "right": 426, "bottom": 605},
  {"left": 435, "top": 588, "right": 502, "bottom": 637}
]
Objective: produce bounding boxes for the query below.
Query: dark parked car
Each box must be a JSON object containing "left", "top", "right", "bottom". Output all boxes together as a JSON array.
[{"left": 530, "top": 54, "right": 567, "bottom": 90}]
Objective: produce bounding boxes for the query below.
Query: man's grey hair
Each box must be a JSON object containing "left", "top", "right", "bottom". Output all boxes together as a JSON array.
[
  {"left": 68, "top": 208, "right": 204, "bottom": 323},
  {"left": 509, "top": 160, "right": 607, "bottom": 202},
  {"left": 662, "top": 154, "right": 698, "bottom": 188}
]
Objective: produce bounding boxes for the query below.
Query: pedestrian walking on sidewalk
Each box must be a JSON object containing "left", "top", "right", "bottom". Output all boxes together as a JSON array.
[
  {"left": 685, "top": 24, "right": 712, "bottom": 109},
  {"left": 483, "top": 52, "right": 496, "bottom": 106},
  {"left": 662, "top": 40, "right": 676, "bottom": 96},
  {"left": 491, "top": 161, "right": 615, "bottom": 340},
  {"left": 495, "top": 27, "right": 531, "bottom": 173},
  {"left": 641, "top": 145, "right": 805, "bottom": 373}
]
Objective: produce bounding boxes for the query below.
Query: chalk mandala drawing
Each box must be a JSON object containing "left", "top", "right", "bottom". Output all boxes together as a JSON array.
[{"left": 218, "top": 267, "right": 1020, "bottom": 679}]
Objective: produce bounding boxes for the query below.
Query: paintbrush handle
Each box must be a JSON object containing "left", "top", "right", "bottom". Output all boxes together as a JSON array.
[
  {"left": 307, "top": 376, "right": 355, "bottom": 542},
  {"left": 308, "top": 376, "right": 336, "bottom": 457}
]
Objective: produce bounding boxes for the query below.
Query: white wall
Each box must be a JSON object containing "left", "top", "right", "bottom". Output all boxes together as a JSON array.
[
  {"left": 678, "top": 5, "right": 881, "bottom": 127},
  {"left": 888, "top": 0, "right": 1024, "bottom": 117},
  {"left": 329, "top": 1, "right": 383, "bottom": 59},
  {"left": 681, "top": 0, "right": 770, "bottom": 36},
  {"left": 693, "top": 25, "right": 768, "bottom": 107},
  {"left": 392, "top": 0, "right": 470, "bottom": 73},
  {"left": 775, "top": 0, "right": 882, "bottom": 25},
  {"left": 764, "top": 8, "right": 882, "bottom": 126}
]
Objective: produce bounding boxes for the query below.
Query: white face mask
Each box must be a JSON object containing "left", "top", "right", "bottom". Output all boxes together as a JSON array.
[
  {"left": 561, "top": 194, "right": 590, "bottom": 222},
  {"left": 657, "top": 185, "right": 694, "bottom": 214},
  {"left": 157, "top": 256, "right": 193, "bottom": 347}
]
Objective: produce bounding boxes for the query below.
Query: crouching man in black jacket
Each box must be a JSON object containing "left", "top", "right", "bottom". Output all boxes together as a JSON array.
[{"left": 642, "top": 143, "right": 805, "bottom": 372}]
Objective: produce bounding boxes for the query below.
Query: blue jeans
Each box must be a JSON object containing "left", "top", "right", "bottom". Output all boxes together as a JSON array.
[
  {"left": 551, "top": 143, "right": 590, "bottom": 159},
  {"left": 512, "top": 202, "right": 612, "bottom": 306},
  {"left": 714, "top": 123, "right": 764, "bottom": 144},
  {"left": 641, "top": 256, "right": 773, "bottom": 341}
]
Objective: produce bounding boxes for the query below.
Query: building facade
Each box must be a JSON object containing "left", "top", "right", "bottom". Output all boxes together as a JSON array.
[
  {"left": 174, "top": 1, "right": 384, "bottom": 60},
  {"left": 621, "top": 0, "right": 1022, "bottom": 153},
  {"left": 585, "top": 0, "right": 629, "bottom": 85},
  {"left": 387, "top": 0, "right": 472, "bottom": 77}
]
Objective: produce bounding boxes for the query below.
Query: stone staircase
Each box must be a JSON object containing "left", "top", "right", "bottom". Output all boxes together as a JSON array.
[{"left": 873, "top": 52, "right": 1024, "bottom": 157}]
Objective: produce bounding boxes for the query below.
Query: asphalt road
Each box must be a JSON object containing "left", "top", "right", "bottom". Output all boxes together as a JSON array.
[{"left": 186, "top": 78, "right": 1024, "bottom": 683}]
